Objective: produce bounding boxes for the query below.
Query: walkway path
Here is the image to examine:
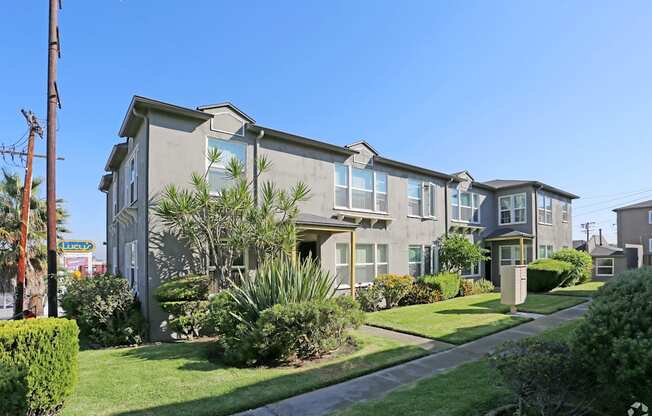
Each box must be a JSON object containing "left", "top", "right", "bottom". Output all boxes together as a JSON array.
[{"left": 236, "top": 301, "right": 590, "bottom": 416}]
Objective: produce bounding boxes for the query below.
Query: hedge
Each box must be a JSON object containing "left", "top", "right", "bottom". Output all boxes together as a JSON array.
[
  {"left": 551, "top": 248, "right": 592, "bottom": 286},
  {"left": 527, "top": 259, "right": 573, "bottom": 292},
  {"left": 155, "top": 275, "right": 210, "bottom": 339},
  {"left": 422, "top": 272, "right": 461, "bottom": 300},
  {"left": 0, "top": 318, "right": 79, "bottom": 416}
]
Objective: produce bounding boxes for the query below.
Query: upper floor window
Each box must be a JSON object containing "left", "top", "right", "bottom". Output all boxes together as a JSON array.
[
  {"left": 499, "top": 193, "right": 526, "bottom": 225},
  {"left": 562, "top": 202, "right": 569, "bottom": 223},
  {"left": 334, "top": 164, "right": 388, "bottom": 213},
  {"left": 112, "top": 181, "right": 118, "bottom": 217},
  {"left": 538, "top": 192, "right": 553, "bottom": 225},
  {"left": 207, "top": 137, "right": 246, "bottom": 194},
  {"left": 648, "top": 210, "right": 652, "bottom": 224},
  {"left": 452, "top": 189, "right": 480, "bottom": 223},
  {"left": 126, "top": 149, "right": 138, "bottom": 205},
  {"left": 408, "top": 179, "right": 422, "bottom": 216}
]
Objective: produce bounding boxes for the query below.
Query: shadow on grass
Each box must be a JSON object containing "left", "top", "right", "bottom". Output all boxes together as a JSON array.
[
  {"left": 112, "top": 344, "right": 426, "bottom": 416},
  {"left": 119, "top": 340, "right": 225, "bottom": 372}
]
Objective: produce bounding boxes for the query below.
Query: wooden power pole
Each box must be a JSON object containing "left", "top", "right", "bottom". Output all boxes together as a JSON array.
[
  {"left": 46, "top": 0, "right": 62, "bottom": 317},
  {"left": 14, "top": 111, "right": 42, "bottom": 316}
]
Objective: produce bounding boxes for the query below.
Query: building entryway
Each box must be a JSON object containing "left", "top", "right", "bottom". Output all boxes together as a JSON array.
[{"left": 297, "top": 241, "right": 318, "bottom": 262}]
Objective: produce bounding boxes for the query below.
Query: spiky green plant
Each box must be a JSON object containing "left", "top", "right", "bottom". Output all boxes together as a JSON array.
[{"left": 227, "top": 257, "right": 337, "bottom": 325}]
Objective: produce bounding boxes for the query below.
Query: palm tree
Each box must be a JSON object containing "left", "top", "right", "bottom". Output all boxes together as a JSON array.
[{"left": 0, "top": 169, "right": 67, "bottom": 315}]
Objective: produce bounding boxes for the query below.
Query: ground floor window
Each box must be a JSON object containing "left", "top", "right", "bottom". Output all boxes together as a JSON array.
[
  {"left": 499, "top": 244, "right": 533, "bottom": 266},
  {"left": 595, "top": 258, "right": 614, "bottom": 276},
  {"left": 111, "top": 246, "right": 118, "bottom": 275},
  {"left": 461, "top": 261, "right": 481, "bottom": 277},
  {"left": 124, "top": 241, "right": 138, "bottom": 294},
  {"left": 538, "top": 244, "right": 554, "bottom": 259},
  {"left": 336, "top": 243, "right": 389, "bottom": 287},
  {"left": 408, "top": 245, "right": 423, "bottom": 277}
]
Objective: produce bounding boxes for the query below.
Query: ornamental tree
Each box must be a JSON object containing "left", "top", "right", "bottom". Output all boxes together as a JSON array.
[{"left": 438, "top": 233, "right": 489, "bottom": 274}]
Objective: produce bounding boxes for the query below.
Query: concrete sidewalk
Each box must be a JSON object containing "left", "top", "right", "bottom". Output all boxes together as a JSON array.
[{"left": 235, "top": 301, "right": 589, "bottom": 416}]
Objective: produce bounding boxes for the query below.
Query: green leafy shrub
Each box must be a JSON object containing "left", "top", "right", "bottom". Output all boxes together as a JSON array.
[
  {"left": 526, "top": 259, "right": 573, "bottom": 293},
  {"left": 473, "top": 278, "right": 495, "bottom": 294},
  {"left": 572, "top": 268, "right": 652, "bottom": 409},
  {"left": 422, "top": 272, "right": 460, "bottom": 300},
  {"left": 459, "top": 278, "right": 475, "bottom": 296},
  {"left": 374, "top": 274, "right": 414, "bottom": 308},
  {"left": 0, "top": 318, "right": 79, "bottom": 416},
  {"left": 398, "top": 281, "right": 441, "bottom": 305},
  {"left": 551, "top": 248, "right": 592, "bottom": 286},
  {"left": 490, "top": 338, "right": 592, "bottom": 416},
  {"left": 356, "top": 285, "right": 383, "bottom": 312},
  {"left": 60, "top": 275, "right": 145, "bottom": 346},
  {"left": 155, "top": 275, "right": 210, "bottom": 339},
  {"left": 438, "top": 234, "right": 489, "bottom": 274}
]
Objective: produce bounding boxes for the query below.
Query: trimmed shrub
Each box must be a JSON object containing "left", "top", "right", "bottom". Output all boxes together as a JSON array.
[
  {"left": 398, "top": 281, "right": 441, "bottom": 306},
  {"left": 473, "top": 278, "right": 495, "bottom": 294},
  {"left": 526, "top": 259, "right": 573, "bottom": 293},
  {"left": 459, "top": 278, "right": 475, "bottom": 296},
  {"left": 551, "top": 248, "right": 592, "bottom": 286},
  {"left": 422, "top": 272, "right": 460, "bottom": 300},
  {"left": 490, "top": 338, "right": 592, "bottom": 416},
  {"left": 356, "top": 285, "right": 383, "bottom": 312},
  {"left": 572, "top": 268, "right": 652, "bottom": 409},
  {"left": 155, "top": 275, "right": 210, "bottom": 339},
  {"left": 374, "top": 274, "right": 414, "bottom": 308},
  {"left": 0, "top": 318, "right": 79, "bottom": 416},
  {"left": 60, "top": 275, "right": 145, "bottom": 346},
  {"left": 209, "top": 293, "right": 363, "bottom": 365}
]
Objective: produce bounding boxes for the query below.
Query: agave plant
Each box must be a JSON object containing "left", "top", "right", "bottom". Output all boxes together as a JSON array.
[{"left": 227, "top": 256, "right": 337, "bottom": 324}]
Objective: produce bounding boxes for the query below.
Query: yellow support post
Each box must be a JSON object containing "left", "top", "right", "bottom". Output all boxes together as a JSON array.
[{"left": 350, "top": 230, "right": 356, "bottom": 299}]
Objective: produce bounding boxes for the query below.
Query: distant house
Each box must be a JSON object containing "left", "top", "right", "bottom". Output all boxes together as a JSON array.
[{"left": 574, "top": 234, "right": 638, "bottom": 278}]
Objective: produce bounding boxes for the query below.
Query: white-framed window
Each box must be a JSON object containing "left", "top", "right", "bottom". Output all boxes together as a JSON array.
[
  {"left": 648, "top": 210, "right": 652, "bottom": 224},
  {"left": 595, "top": 258, "right": 614, "bottom": 276},
  {"left": 538, "top": 192, "right": 553, "bottom": 225},
  {"left": 499, "top": 193, "right": 526, "bottom": 225},
  {"left": 423, "top": 183, "right": 436, "bottom": 218},
  {"left": 336, "top": 243, "right": 390, "bottom": 287},
  {"left": 538, "top": 244, "right": 554, "bottom": 259},
  {"left": 125, "top": 241, "right": 138, "bottom": 293},
  {"left": 452, "top": 189, "right": 480, "bottom": 223},
  {"left": 461, "top": 261, "right": 481, "bottom": 277},
  {"left": 112, "top": 181, "right": 118, "bottom": 217},
  {"left": 207, "top": 137, "right": 246, "bottom": 195},
  {"left": 562, "top": 202, "right": 569, "bottom": 223},
  {"left": 126, "top": 149, "right": 138, "bottom": 205},
  {"left": 408, "top": 245, "right": 424, "bottom": 277},
  {"left": 334, "top": 164, "right": 388, "bottom": 213},
  {"left": 408, "top": 179, "right": 422, "bottom": 216},
  {"left": 649, "top": 238, "right": 652, "bottom": 253},
  {"left": 499, "top": 244, "right": 533, "bottom": 266}
]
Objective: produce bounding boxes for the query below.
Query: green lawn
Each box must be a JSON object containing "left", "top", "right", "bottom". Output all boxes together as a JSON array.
[
  {"left": 366, "top": 293, "right": 584, "bottom": 344},
  {"left": 551, "top": 281, "right": 606, "bottom": 297},
  {"left": 62, "top": 330, "right": 427, "bottom": 416},
  {"left": 333, "top": 321, "right": 582, "bottom": 416}
]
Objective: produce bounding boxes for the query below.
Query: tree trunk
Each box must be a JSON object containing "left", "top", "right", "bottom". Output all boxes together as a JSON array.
[{"left": 26, "top": 270, "right": 45, "bottom": 316}]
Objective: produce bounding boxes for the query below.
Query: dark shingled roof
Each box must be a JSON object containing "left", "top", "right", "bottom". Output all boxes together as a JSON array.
[
  {"left": 484, "top": 228, "right": 534, "bottom": 240},
  {"left": 613, "top": 199, "right": 652, "bottom": 212},
  {"left": 591, "top": 245, "right": 624, "bottom": 257},
  {"left": 296, "top": 213, "right": 358, "bottom": 230}
]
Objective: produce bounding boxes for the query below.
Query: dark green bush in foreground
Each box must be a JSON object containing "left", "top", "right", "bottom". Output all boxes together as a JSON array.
[
  {"left": 0, "top": 318, "right": 79, "bottom": 416},
  {"left": 526, "top": 259, "right": 573, "bottom": 292},
  {"left": 572, "top": 268, "right": 652, "bottom": 410},
  {"left": 155, "top": 275, "right": 210, "bottom": 339},
  {"left": 422, "top": 272, "right": 460, "bottom": 300},
  {"left": 551, "top": 248, "right": 592, "bottom": 286},
  {"left": 60, "top": 275, "right": 145, "bottom": 346}
]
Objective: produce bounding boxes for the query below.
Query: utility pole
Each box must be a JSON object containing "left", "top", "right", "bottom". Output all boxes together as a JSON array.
[
  {"left": 46, "top": 0, "right": 62, "bottom": 317},
  {"left": 14, "top": 110, "right": 42, "bottom": 316},
  {"left": 581, "top": 222, "right": 596, "bottom": 252}
]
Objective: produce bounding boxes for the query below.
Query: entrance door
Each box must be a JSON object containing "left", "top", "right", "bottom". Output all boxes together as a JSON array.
[{"left": 297, "top": 241, "right": 318, "bottom": 262}]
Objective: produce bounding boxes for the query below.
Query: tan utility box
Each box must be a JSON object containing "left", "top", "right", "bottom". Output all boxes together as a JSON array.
[{"left": 500, "top": 265, "right": 527, "bottom": 311}]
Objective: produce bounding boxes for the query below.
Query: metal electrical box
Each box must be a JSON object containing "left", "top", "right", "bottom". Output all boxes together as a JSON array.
[{"left": 500, "top": 265, "right": 527, "bottom": 310}]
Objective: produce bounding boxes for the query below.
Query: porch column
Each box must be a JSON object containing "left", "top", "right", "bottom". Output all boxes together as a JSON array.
[
  {"left": 350, "top": 230, "right": 356, "bottom": 299},
  {"left": 520, "top": 237, "right": 525, "bottom": 265}
]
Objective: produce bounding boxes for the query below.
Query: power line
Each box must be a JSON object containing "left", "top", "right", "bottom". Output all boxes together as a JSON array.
[
  {"left": 573, "top": 195, "right": 652, "bottom": 217},
  {"left": 577, "top": 186, "right": 652, "bottom": 200},
  {"left": 573, "top": 189, "right": 652, "bottom": 212}
]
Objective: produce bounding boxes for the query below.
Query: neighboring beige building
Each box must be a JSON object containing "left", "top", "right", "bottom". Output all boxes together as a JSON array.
[
  {"left": 614, "top": 199, "right": 652, "bottom": 267},
  {"left": 99, "top": 96, "right": 578, "bottom": 340}
]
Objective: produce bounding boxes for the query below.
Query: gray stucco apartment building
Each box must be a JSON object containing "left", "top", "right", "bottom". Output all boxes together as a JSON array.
[
  {"left": 99, "top": 96, "right": 578, "bottom": 340},
  {"left": 614, "top": 199, "right": 652, "bottom": 267}
]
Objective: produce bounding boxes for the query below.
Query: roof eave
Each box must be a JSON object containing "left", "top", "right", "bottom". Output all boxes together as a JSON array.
[
  {"left": 196, "top": 102, "right": 255, "bottom": 123},
  {"left": 104, "top": 143, "right": 128, "bottom": 171},
  {"left": 373, "top": 156, "right": 456, "bottom": 181},
  {"left": 247, "top": 125, "right": 357, "bottom": 156},
  {"left": 118, "top": 95, "right": 213, "bottom": 138},
  {"left": 98, "top": 173, "right": 113, "bottom": 192}
]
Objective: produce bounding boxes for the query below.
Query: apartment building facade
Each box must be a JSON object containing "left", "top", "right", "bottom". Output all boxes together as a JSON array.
[
  {"left": 99, "top": 96, "right": 578, "bottom": 339},
  {"left": 614, "top": 199, "right": 652, "bottom": 267}
]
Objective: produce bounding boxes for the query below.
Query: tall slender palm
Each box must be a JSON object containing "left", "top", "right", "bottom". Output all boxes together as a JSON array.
[{"left": 0, "top": 169, "right": 67, "bottom": 314}]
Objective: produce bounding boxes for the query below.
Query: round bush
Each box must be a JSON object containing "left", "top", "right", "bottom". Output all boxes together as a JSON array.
[
  {"left": 399, "top": 282, "right": 441, "bottom": 305},
  {"left": 155, "top": 275, "right": 210, "bottom": 339},
  {"left": 422, "top": 272, "right": 460, "bottom": 300},
  {"left": 374, "top": 274, "right": 414, "bottom": 308},
  {"left": 572, "top": 268, "right": 652, "bottom": 409},
  {"left": 526, "top": 259, "right": 573, "bottom": 292},
  {"left": 551, "top": 248, "right": 592, "bottom": 286}
]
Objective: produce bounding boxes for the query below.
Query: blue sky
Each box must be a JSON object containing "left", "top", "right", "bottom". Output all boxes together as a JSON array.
[{"left": 2, "top": 1, "right": 652, "bottom": 260}]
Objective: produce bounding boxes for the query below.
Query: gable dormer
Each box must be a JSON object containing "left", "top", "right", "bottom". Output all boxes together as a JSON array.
[
  {"left": 345, "top": 140, "right": 378, "bottom": 168},
  {"left": 197, "top": 102, "right": 255, "bottom": 137}
]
